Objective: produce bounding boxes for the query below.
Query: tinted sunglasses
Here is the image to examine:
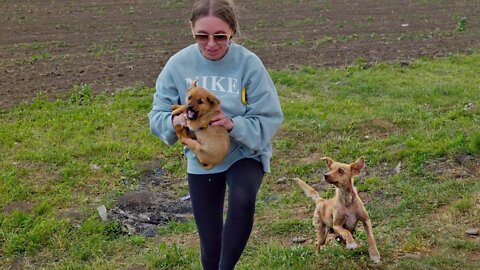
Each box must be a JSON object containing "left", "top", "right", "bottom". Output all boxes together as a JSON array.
[{"left": 193, "top": 33, "right": 230, "bottom": 43}]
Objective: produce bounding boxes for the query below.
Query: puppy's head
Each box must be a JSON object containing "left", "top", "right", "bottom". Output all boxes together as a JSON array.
[
  {"left": 185, "top": 80, "right": 220, "bottom": 120},
  {"left": 321, "top": 156, "right": 365, "bottom": 188}
]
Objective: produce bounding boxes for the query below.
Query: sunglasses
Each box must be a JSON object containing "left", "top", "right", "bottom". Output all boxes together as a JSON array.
[{"left": 193, "top": 33, "right": 230, "bottom": 43}]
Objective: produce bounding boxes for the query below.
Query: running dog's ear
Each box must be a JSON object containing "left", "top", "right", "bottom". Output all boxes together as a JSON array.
[
  {"left": 321, "top": 157, "right": 334, "bottom": 168},
  {"left": 350, "top": 156, "right": 365, "bottom": 175}
]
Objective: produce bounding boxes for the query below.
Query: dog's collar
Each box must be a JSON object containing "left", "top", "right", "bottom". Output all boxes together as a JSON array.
[{"left": 197, "top": 125, "right": 208, "bottom": 131}]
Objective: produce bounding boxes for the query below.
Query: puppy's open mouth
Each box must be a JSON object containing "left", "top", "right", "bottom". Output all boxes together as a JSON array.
[{"left": 187, "top": 108, "right": 198, "bottom": 120}]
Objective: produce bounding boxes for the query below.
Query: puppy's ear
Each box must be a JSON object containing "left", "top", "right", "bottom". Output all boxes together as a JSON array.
[
  {"left": 350, "top": 156, "right": 365, "bottom": 175},
  {"left": 321, "top": 157, "right": 334, "bottom": 168},
  {"left": 207, "top": 94, "right": 220, "bottom": 106},
  {"left": 190, "top": 80, "right": 198, "bottom": 89}
]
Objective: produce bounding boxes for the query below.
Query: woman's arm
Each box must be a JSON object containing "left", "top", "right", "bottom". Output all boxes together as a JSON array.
[
  {"left": 148, "top": 69, "right": 181, "bottom": 146},
  {"left": 229, "top": 62, "right": 283, "bottom": 151}
]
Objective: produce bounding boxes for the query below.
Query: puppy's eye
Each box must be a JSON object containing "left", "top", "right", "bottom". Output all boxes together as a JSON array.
[
  {"left": 187, "top": 95, "right": 192, "bottom": 100},
  {"left": 338, "top": 168, "right": 344, "bottom": 174},
  {"left": 197, "top": 99, "right": 204, "bottom": 104}
]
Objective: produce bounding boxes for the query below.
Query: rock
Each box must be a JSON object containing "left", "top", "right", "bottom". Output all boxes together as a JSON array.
[
  {"left": 97, "top": 205, "right": 108, "bottom": 221},
  {"left": 109, "top": 189, "right": 193, "bottom": 236},
  {"left": 275, "top": 177, "right": 287, "bottom": 184},
  {"left": 400, "top": 253, "right": 422, "bottom": 259},
  {"left": 180, "top": 194, "right": 190, "bottom": 201},
  {"left": 292, "top": 236, "right": 307, "bottom": 244},
  {"left": 394, "top": 161, "right": 402, "bottom": 174},
  {"left": 143, "top": 226, "right": 158, "bottom": 237},
  {"left": 465, "top": 228, "right": 479, "bottom": 235},
  {"left": 123, "top": 224, "right": 137, "bottom": 234},
  {"left": 90, "top": 164, "right": 101, "bottom": 170}
]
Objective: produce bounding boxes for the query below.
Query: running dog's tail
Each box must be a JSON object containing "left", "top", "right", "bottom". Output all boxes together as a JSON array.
[{"left": 294, "top": 178, "right": 323, "bottom": 204}]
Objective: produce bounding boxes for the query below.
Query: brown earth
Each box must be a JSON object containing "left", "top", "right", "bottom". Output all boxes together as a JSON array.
[{"left": 1, "top": 0, "right": 479, "bottom": 110}]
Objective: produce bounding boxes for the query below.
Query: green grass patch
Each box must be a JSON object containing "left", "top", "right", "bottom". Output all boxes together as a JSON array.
[{"left": 1, "top": 53, "right": 480, "bottom": 268}]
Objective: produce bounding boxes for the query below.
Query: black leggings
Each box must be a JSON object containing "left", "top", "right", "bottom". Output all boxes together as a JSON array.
[{"left": 188, "top": 158, "right": 264, "bottom": 270}]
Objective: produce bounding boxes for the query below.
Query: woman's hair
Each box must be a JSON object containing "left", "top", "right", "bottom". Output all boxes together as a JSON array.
[{"left": 190, "top": 0, "right": 239, "bottom": 35}]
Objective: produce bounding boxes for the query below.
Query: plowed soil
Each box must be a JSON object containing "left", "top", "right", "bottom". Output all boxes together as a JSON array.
[{"left": 1, "top": 0, "right": 479, "bottom": 109}]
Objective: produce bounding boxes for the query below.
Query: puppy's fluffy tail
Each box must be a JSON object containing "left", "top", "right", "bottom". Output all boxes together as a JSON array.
[{"left": 294, "top": 178, "right": 323, "bottom": 203}]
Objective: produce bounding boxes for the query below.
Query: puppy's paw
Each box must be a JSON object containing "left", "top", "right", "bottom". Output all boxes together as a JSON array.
[
  {"left": 370, "top": 255, "right": 381, "bottom": 263},
  {"left": 178, "top": 136, "right": 189, "bottom": 145},
  {"left": 346, "top": 242, "right": 358, "bottom": 250}
]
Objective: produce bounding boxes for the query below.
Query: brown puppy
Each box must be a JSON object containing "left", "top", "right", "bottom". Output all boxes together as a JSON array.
[
  {"left": 171, "top": 81, "right": 229, "bottom": 170},
  {"left": 294, "top": 156, "right": 380, "bottom": 263}
]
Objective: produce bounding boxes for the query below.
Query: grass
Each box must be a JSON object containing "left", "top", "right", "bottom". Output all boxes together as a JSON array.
[{"left": 1, "top": 53, "right": 480, "bottom": 269}]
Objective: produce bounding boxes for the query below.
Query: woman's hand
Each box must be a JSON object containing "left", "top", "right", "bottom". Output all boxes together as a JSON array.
[
  {"left": 172, "top": 113, "right": 188, "bottom": 127},
  {"left": 210, "top": 109, "right": 234, "bottom": 132}
]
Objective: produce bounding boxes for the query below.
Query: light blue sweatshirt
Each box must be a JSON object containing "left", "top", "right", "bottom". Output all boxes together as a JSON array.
[{"left": 148, "top": 42, "right": 283, "bottom": 174}]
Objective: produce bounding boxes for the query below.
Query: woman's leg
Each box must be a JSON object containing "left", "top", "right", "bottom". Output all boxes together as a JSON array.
[
  {"left": 188, "top": 172, "right": 227, "bottom": 270},
  {"left": 219, "top": 159, "right": 264, "bottom": 270}
]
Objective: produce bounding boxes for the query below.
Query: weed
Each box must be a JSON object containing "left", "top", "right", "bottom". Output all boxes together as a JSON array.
[
  {"left": 55, "top": 23, "right": 69, "bottom": 30},
  {"left": 313, "top": 35, "right": 334, "bottom": 47},
  {"left": 55, "top": 41, "right": 68, "bottom": 48},
  {"left": 88, "top": 41, "right": 117, "bottom": 59},
  {"left": 451, "top": 194, "right": 473, "bottom": 213},
  {"left": 30, "top": 52, "right": 51, "bottom": 62},
  {"left": 95, "top": 6, "right": 106, "bottom": 16},
  {"left": 285, "top": 37, "right": 307, "bottom": 46},
  {"left": 128, "top": 6, "right": 135, "bottom": 15},
  {"left": 128, "top": 235, "right": 146, "bottom": 246},
  {"left": 70, "top": 84, "right": 92, "bottom": 105},
  {"left": 456, "top": 17, "right": 468, "bottom": 32}
]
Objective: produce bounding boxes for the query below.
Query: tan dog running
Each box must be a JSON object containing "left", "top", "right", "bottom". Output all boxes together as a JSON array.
[
  {"left": 294, "top": 156, "right": 380, "bottom": 263},
  {"left": 171, "top": 81, "right": 229, "bottom": 170}
]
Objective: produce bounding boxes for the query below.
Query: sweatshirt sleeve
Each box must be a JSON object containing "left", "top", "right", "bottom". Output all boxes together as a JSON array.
[
  {"left": 148, "top": 67, "right": 180, "bottom": 146},
  {"left": 229, "top": 59, "right": 283, "bottom": 151}
]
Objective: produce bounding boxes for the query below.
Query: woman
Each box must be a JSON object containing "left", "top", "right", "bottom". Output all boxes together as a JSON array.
[{"left": 148, "top": 0, "right": 283, "bottom": 269}]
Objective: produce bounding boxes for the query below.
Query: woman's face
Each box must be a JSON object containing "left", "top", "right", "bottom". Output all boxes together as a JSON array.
[{"left": 191, "top": 16, "right": 233, "bottom": 61}]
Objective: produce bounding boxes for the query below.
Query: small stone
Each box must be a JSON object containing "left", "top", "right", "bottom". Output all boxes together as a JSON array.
[
  {"left": 97, "top": 205, "right": 108, "bottom": 221},
  {"left": 465, "top": 228, "right": 479, "bottom": 235},
  {"left": 394, "top": 161, "right": 402, "bottom": 174},
  {"left": 143, "top": 227, "right": 158, "bottom": 237},
  {"left": 275, "top": 177, "right": 287, "bottom": 184},
  {"left": 90, "top": 164, "right": 101, "bottom": 170},
  {"left": 123, "top": 224, "right": 137, "bottom": 234},
  {"left": 401, "top": 253, "right": 422, "bottom": 259},
  {"left": 292, "top": 236, "right": 307, "bottom": 244},
  {"left": 153, "top": 167, "right": 163, "bottom": 176}
]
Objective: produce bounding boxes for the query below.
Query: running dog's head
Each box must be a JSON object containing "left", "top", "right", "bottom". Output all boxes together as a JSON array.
[
  {"left": 321, "top": 156, "right": 365, "bottom": 188},
  {"left": 185, "top": 80, "right": 220, "bottom": 121}
]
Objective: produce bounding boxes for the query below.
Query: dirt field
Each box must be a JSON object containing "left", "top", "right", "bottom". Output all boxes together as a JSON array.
[{"left": 1, "top": 0, "right": 479, "bottom": 109}]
